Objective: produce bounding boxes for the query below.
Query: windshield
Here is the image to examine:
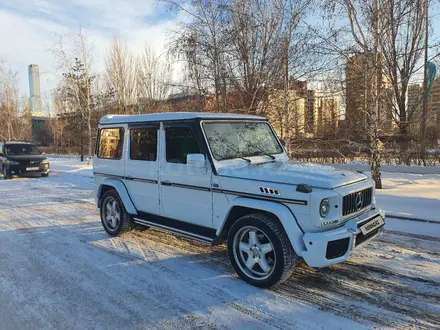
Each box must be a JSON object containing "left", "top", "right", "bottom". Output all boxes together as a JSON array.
[
  {"left": 5, "top": 144, "right": 42, "bottom": 156},
  {"left": 203, "top": 121, "right": 284, "bottom": 161}
]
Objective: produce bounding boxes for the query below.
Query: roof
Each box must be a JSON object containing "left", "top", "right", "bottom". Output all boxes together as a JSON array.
[{"left": 99, "top": 112, "right": 266, "bottom": 125}]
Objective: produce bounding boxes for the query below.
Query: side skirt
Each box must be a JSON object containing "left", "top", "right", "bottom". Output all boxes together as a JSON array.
[{"left": 133, "top": 212, "right": 218, "bottom": 245}]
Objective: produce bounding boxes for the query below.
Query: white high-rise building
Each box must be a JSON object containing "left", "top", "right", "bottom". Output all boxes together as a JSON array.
[{"left": 28, "top": 64, "right": 42, "bottom": 114}]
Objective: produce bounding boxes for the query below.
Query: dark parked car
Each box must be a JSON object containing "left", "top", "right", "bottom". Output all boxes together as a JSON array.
[{"left": 0, "top": 141, "right": 50, "bottom": 179}]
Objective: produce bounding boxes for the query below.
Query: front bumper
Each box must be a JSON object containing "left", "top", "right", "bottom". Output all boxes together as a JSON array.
[
  {"left": 9, "top": 164, "right": 50, "bottom": 175},
  {"left": 300, "top": 208, "right": 385, "bottom": 268}
]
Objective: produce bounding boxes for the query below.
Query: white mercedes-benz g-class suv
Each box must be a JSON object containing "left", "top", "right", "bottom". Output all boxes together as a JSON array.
[{"left": 94, "top": 112, "right": 385, "bottom": 288}]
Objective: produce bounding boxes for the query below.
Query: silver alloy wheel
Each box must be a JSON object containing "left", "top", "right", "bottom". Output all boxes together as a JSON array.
[
  {"left": 232, "top": 225, "right": 276, "bottom": 281},
  {"left": 103, "top": 197, "right": 121, "bottom": 231}
]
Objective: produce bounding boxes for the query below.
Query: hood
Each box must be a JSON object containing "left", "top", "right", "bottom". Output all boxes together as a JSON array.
[
  {"left": 218, "top": 161, "right": 367, "bottom": 189},
  {"left": 7, "top": 154, "right": 47, "bottom": 162}
]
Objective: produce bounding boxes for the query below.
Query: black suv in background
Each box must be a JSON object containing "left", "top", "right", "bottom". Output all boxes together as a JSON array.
[{"left": 0, "top": 142, "right": 50, "bottom": 179}]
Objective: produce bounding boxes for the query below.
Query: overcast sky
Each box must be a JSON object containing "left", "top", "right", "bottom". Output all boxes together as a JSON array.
[{"left": 1, "top": 0, "right": 440, "bottom": 105}]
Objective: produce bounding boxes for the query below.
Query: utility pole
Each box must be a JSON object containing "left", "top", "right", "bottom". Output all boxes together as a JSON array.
[{"left": 420, "top": 0, "right": 429, "bottom": 166}]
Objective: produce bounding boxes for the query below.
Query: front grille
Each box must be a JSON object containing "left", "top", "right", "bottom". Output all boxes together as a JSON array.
[
  {"left": 342, "top": 187, "right": 373, "bottom": 216},
  {"left": 22, "top": 160, "right": 40, "bottom": 167}
]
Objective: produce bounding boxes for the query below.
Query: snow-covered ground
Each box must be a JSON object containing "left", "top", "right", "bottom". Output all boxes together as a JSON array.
[{"left": 0, "top": 156, "right": 438, "bottom": 329}]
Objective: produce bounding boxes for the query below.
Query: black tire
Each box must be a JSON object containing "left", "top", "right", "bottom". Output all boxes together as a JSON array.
[
  {"left": 2, "top": 166, "right": 12, "bottom": 180},
  {"left": 41, "top": 173, "right": 49, "bottom": 177},
  {"left": 100, "top": 190, "right": 134, "bottom": 236},
  {"left": 227, "top": 213, "right": 298, "bottom": 288}
]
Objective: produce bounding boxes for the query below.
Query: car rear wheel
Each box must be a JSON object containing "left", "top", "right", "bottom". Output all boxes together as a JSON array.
[
  {"left": 100, "top": 190, "right": 134, "bottom": 236},
  {"left": 227, "top": 213, "right": 298, "bottom": 288},
  {"left": 41, "top": 173, "right": 49, "bottom": 177}
]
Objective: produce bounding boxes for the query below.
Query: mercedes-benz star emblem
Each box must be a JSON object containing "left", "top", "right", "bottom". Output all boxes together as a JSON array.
[{"left": 355, "top": 192, "right": 363, "bottom": 211}]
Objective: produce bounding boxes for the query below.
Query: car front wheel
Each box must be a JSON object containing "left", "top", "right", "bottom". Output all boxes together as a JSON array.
[
  {"left": 2, "top": 166, "right": 11, "bottom": 180},
  {"left": 227, "top": 213, "right": 298, "bottom": 288},
  {"left": 100, "top": 190, "right": 134, "bottom": 236}
]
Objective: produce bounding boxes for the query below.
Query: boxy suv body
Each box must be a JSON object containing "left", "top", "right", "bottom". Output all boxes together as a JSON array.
[{"left": 93, "top": 112, "right": 385, "bottom": 287}]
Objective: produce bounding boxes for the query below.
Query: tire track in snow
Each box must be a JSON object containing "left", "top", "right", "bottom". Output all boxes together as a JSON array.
[{"left": 119, "top": 229, "right": 440, "bottom": 329}]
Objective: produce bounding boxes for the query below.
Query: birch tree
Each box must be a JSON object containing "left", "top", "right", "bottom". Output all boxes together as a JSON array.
[
  {"left": 166, "top": 0, "right": 316, "bottom": 115},
  {"left": 51, "top": 28, "right": 95, "bottom": 162},
  {"left": 104, "top": 38, "right": 137, "bottom": 114},
  {"left": 136, "top": 44, "right": 173, "bottom": 112}
]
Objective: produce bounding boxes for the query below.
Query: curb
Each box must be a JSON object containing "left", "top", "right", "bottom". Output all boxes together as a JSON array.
[{"left": 386, "top": 214, "right": 440, "bottom": 224}]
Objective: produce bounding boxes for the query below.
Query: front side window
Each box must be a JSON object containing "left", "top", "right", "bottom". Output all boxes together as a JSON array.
[
  {"left": 130, "top": 127, "right": 157, "bottom": 161},
  {"left": 98, "top": 128, "right": 124, "bottom": 159},
  {"left": 166, "top": 127, "right": 201, "bottom": 164},
  {"left": 203, "top": 121, "right": 283, "bottom": 161},
  {"left": 5, "top": 144, "right": 42, "bottom": 156}
]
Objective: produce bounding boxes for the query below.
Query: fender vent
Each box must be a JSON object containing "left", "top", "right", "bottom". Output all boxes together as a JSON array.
[{"left": 259, "top": 186, "right": 280, "bottom": 195}]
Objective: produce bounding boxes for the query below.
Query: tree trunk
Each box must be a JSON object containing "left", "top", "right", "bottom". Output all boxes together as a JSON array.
[
  {"left": 80, "top": 131, "right": 84, "bottom": 162},
  {"left": 371, "top": 147, "right": 382, "bottom": 189},
  {"left": 371, "top": 0, "right": 382, "bottom": 189}
]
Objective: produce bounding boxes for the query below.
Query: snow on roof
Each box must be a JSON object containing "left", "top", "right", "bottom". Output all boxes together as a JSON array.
[
  {"left": 4, "top": 141, "right": 32, "bottom": 144},
  {"left": 99, "top": 112, "right": 266, "bottom": 125}
]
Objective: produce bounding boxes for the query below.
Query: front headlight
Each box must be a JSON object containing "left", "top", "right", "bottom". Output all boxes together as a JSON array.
[
  {"left": 8, "top": 160, "right": 20, "bottom": 165},
  {"left": 41, "top": 159, "right": 49, "bottom": 165},
  {"left": 320, "top": 198, "right": 330, "bottom": 218}
]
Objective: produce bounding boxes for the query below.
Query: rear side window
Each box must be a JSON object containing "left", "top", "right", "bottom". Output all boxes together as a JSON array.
[
  {"left": 98, "top": 128, "right": 124, "bottom": 159},
  {"left": 130, "top": 128, "right": 157, "bottom": 161},
  {"left": 166, "top": 127, "right": 201, "bottom": 164}
]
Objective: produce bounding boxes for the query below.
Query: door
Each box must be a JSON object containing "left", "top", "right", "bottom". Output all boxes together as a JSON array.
[
  {"left": 159, "top": 122, "right": 213, "bottom": 228},
  {"left": 124, "top": 124, "right": 160, "bottom": 215}
]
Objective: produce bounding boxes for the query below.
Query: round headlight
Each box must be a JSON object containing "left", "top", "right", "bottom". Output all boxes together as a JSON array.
[{"left": 320, "top": 199, "right": 330, "bottom": 218}]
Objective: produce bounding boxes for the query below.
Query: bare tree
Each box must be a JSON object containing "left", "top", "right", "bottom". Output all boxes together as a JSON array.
[
  {"left": 136, "top": 44, "right": 173, "bottom": 112},
  {"left": 50, "top": 28, "right": 95, "bottom": 162},
  {"left": 166, "top": 0, "right": 318, "bottom": 117},
  {"left": 165, "top": 0, "right": 230, "bottom": 109},
  {"left": 0, "top": 62, "right": 30, "bottom": 142},
  {"left": 377, "top": 0, "right": 440, "bottom": 164},
  {"left": 104, "top": 38, "right": 137, "bottom": 114}
]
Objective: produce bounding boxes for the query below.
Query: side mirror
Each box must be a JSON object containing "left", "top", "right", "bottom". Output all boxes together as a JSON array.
[{"left": 187, "top": 153, "right": 205, "bottom": 168}]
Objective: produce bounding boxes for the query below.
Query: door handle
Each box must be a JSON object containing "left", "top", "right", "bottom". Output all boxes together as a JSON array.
[
  {"left": 126, "top": 175, "right": 133, "bottom": 180},
  {"left": 161, "top": 180, "right": 171, "bottom": 186}
]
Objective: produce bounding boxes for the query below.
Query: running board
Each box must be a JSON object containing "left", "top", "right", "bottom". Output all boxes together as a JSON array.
[{"left": 133, "top": 218, "right": 215, "bottom": 244}]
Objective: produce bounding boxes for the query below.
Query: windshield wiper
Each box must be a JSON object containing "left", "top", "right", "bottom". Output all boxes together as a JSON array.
[
  {"left": 238, "top": 157, "right": 252, "bottom": 163},
  {"left": 247, "top": 153, "right": 276, "bottom": 161}
]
